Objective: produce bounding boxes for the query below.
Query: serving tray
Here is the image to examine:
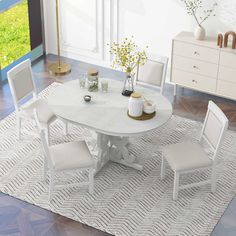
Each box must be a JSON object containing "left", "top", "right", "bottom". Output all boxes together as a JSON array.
[{"left": 127, "top": 111, "right": 156, "bottom": 121}]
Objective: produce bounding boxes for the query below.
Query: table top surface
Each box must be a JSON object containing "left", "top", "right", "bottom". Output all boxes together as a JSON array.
[{"left": 48, "top": 79, "right": 173, "bottom": 137}]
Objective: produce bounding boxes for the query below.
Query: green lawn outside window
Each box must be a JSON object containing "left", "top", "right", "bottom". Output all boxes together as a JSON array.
[{"left": 0, "top": 0, "right": 30, "bottom": 69}]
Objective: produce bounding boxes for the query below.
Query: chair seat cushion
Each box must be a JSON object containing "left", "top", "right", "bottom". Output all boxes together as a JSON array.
[
  {"left": 49, "top": 141, "right": 94, "bottom": 171},
  {"left": 20, "top": 99, "right": 55, "bottom": 123},
  {"left": 163, "top": 141, "right": 212, "bottom": 172}
]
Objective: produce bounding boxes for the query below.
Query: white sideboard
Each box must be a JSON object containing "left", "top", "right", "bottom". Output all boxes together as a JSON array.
[{"left": 171, "top": 31, "right": 236, "bottom": 101}]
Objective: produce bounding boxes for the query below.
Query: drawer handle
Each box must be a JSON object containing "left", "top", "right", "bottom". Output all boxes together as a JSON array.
[
  {"left": 192, "top": 79, "right": 198, "bottom": 83},
  {"left": 194, "top": 51, "right": 200, "bottom": 56},
  {"left": 193, "top": 65, "right": 199, "bottom": 69}
]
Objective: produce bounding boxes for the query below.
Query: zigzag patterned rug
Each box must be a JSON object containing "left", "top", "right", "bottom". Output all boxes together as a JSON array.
[{"left": 0, "top": 83, "right": 236, "bottom": 236}]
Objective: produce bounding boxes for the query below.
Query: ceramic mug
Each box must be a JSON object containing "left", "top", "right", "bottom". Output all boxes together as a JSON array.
[{"left": 143, "top": 100, "right": 156, "bottom": 114}]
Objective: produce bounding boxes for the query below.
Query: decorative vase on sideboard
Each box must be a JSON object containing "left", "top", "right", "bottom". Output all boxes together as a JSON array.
[{"left": 194, "top": 26, "right": 206, "bottom": 40}]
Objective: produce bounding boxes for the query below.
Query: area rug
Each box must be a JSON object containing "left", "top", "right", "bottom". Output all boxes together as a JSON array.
[{"left": 0, "top": 83, "right": 236, "bottom": 236}]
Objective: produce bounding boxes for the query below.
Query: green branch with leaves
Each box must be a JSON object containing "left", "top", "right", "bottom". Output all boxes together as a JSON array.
[{"left": 181, "top": 0, "right": 217, "bottom": 27}]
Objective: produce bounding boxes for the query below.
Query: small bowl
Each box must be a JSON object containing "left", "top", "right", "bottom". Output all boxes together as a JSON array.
[
  {"left": 144, "top": 100, "right": 156, "bottom": 114},
  {"left": 83, "top": 95, "right": 91, "bottom": 102}
]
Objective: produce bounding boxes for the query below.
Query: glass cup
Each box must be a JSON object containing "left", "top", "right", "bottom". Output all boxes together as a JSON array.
[
  {"left": 78, "top": 74, "right": 86, "bottom": 88},
  {"left": 101, "top": 80, "right": 108, "bottom": 92}
]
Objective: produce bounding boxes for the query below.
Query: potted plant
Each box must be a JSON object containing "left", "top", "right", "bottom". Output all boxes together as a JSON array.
[
  {"left": 110, "top": 37, "right": 147, "bottom": 96},
  {"left": 181, "top": 0, "right": 217, "bottom": 40}
]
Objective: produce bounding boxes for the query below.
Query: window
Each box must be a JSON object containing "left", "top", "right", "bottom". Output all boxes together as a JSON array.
[{"left": 0, "top": 0, "right": 43, "bottom": 81}]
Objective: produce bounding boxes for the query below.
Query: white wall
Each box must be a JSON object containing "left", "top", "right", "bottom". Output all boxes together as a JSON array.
[
  {"left": 43, "top": 0, "right": 117, "bottom": 67},
  {"left": 43, "top": 0, "right": 236, "bottom": 68},
  {"left": 118, "top": 0, "right": 236, "bottom": 60}
]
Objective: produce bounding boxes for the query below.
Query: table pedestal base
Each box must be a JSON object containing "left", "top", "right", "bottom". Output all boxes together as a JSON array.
[{"left": 95, "top": 133, "right": 143, "bottom": 173}]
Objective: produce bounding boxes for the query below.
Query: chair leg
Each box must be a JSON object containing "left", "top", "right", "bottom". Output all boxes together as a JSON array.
[
  {"left": 211, "top": 167, "right": 216, "bottom": 193},
  {"left": 46, "top": 125, "right": 50, "bottom": 145},
  {"left": 43, "top": 156, "right": 48, "bottom": 180},
  {"left": 161, "top": 154, "right": 166, "bottom": 180},
  {"left": 49, "top": 170, "right": 54, "bottom": 201},
  {"left": 88, "top": 168, "right": 94, "bottom": 194},
  {"left": 173, "top": 84, "right": 177, "bottom": 96},
  {"left": 173, "top": 172, "right": 180, "bottom": 200},
  {"left": 17, "top": 117, "right": 22, "bottom": 140}
]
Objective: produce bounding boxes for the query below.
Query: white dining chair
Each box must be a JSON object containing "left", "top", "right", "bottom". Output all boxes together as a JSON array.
[
  {"left": 161, "top": 101, "right": 228, "bottom": 200},
  {"left": 135, "top": 54, "right": 169, "bottom": 94},
  {"left": 34, "top": 110, "right": 95, "bottom": 200},
  {"left": 7, "top": 59, "right": 68, "bottom": 144}
]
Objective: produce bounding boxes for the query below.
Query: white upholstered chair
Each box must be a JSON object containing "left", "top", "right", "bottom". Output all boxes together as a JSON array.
[
  {"left": 135, "top": 54, "right": 168, "bottom": 94},
  {"left": 34, "top": 110, "right": 95, "bottom": 200},
  {"left": 7, "top": 59, "right": 68, "bottom": 144},
  {"left": 161, "top": 101, "right": 228, "bottom": 200}
]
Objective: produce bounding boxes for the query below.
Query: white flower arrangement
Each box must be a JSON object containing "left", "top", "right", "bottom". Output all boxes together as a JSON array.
[
  {"left": 110, "top": 37, "right": 148, "bottom": 75},
  {"left": 181, "top": 0, "right": 217, "bottom": 27}
]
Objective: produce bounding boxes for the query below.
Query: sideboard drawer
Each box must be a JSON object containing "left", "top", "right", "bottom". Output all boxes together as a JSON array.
[
  {"left": 220, "top": 51, "right": 236, "bottom": 69},
  {"left": 173, "top": 41, "right": 219, "bottom": 64},
  {"left": 172, "top": 69, "right": 217, "bottom": 93},
  {"left": 217, "top": 80, "right": 236, "bottom": 100},
  {"left": 171, "top": 32, "right": 236, "bottom": 101},
  {"left": 173, "top": 55, "right": 218, "bottom": 78},
  {"left": 218, "top": 66, "right": 236, "bottom": 83}
]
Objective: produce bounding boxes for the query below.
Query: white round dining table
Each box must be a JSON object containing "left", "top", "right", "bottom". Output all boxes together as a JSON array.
[{"left": 48, "top": 79, "right": 173, "bottom": 172}]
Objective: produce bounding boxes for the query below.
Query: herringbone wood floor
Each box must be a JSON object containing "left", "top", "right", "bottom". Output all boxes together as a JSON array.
[{"left": 0, "top": 55, "right": 236, "bottom": 236}]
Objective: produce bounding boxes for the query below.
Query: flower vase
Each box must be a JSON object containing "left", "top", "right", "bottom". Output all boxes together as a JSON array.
[
  {"left": 122, "top": 73, "right": 134, "bottom": 97},
  {"left": 194, "top": 26, "right": 206, "bottom": 40}
]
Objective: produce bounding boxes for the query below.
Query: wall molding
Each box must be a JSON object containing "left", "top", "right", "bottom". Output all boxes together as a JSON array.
[
  {"left": 59, "top": 0, "right": 104, "bottom": 61},
  {"left": 43, "top": 0, "right": 119, "bottom": 67}
]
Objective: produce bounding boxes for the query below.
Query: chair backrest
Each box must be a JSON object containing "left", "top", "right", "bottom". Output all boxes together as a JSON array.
[
  {"left": 33, "top": 110, "right": 53, "bottom": 168},
  {"left": 7, "top": 59, "right": 36, "bottom": 111},
  {"left": 135, "top": 54, "right": 168, "bottom": 94},
  {"left": 200, "top": 101, "right": 229, "bottom": 160}
]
